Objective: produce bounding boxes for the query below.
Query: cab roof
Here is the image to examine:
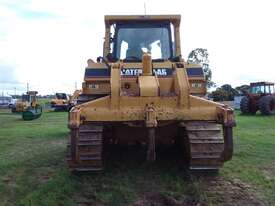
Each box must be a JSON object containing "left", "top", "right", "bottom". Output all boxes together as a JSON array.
[
  {"left": 250, "top": 82, "right": 275, "bottom": 86},
  {"left": 105, "top": 15, "right": 181, "bottom": 26}
]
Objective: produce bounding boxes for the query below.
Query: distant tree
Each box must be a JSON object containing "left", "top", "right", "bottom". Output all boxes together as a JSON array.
[
  {"left": 235, "top": 84, "right": 250, "bottom": 95},
  {"left": 211, "top": 84, "right": 238, "bottom": 101},
  {"left": 211, "top": 88, "right": 226, "bottom": 101},
  {"left": 221, "top": 84, "right": 238, "bottom": 100},
  {"left": 187, "top": 48, "right": 215, "bottom": 88}
]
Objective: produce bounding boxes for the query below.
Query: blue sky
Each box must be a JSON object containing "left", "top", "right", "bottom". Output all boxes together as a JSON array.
[{"left": 0, "top": 0, "right": 275, "bottom": 95}]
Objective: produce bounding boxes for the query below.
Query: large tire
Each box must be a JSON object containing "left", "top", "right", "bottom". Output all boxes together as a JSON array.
[
  {"left": 259, "top": 96, "right": 275, "bottom": 115},
  {"left": 240, "top": 96, "right": 256, "bottom": 114}
]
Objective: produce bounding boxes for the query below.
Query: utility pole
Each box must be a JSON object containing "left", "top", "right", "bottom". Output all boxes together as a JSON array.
[
  {"left": 14, "top": 87, "right": 16, "bottom": 96},
  {"left": 27, "top": 82, "right": 29, "bottom": 92},
  {"left": 75, "top": 82, "right": 77, "bottom": 90},
  {"left": 144, "top": 2, "right": 147, "bottom": 15}
]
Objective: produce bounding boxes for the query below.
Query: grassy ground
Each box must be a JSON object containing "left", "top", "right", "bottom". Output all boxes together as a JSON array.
[
  {"left": 0, "top": 109, "right": 274, "bottom": 206},
  {"left": 37, "top": 98, "right": 51, "bottom": 108}
]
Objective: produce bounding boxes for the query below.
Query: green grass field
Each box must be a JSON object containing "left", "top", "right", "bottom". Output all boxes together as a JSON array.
[
  {"left": 37, "top": 98, "right": 51, "bottom": 107},
  {"left": 0, "top": 109, "right": 274, "bottom": 206}
]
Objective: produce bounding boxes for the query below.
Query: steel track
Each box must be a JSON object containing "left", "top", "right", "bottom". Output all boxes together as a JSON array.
[
  {"left": 67, "top": 123, "right": 104, "bottom": 172},
  {"left": 184, "top": 121, "right": 224, "bottom": 170}
]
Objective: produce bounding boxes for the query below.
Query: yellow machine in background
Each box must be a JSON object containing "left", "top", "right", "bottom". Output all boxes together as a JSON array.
[
  {"left": 67, "top": 15, "right": 236, "bottom": 172},
  {"left": 50, "top": 93, "right": 70, "bottom": 111},
  {"left": 11, "top": 91, "right": 42, "bottom": 120},
  {"left": 68, "top": 90, "right": 82, "bottom": 109},
  {"left": 11, "top": 91, "right": 38, "bottom": 113}
]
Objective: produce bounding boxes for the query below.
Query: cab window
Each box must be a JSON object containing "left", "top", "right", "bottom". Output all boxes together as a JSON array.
[{"left": 114, "top": 22, "right": 172, "bottom": 61}]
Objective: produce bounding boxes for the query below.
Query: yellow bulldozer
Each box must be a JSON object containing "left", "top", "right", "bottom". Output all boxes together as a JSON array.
[
  {"left": 50, "top": 93, "right": 70, "bottom": 111},
  {"left": 67, "top": 15, "right": 236, "bottom": 172}
]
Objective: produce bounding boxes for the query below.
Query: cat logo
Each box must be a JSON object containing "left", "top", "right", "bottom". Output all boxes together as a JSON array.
[
  {"left": 153, "top": 69, "right": 167, "bottom": 76},
  {"left": 121, "top": 69, "right": 142, "bottom": 76},
  {"left": 121, "top": 68, "right": 169, "bottom": 76}
]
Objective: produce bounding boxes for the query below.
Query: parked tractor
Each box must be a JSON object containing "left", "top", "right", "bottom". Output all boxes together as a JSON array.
[
  {"left": 11, "top": 91, "right": 38, "bottom": 113},
  {"left": 21, "top": 91, "right": 42, "bottom": 120},
  {"left": 50, "top": 93, "right": 70, "bottom": 111},
  {"left": 67, "top": 15, "right": 236, "bottom": 172},
  {"left": 240, "top": 82, "right": 275, "bottom": 115},
  {"left": 10, "top": 91, "right": 42, "bottom": 120}
]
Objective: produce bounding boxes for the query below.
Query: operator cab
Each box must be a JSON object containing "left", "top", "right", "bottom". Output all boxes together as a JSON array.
[
  {"left": 22, "top": 91, "right": 37, "bottom": 102},
  {"left": 22, "top": 94, "right": 30, "bottom": 102},
  {"left": 104, "top": 15, "right": 181, "bottom": 62},
  {"left": 112, "top": 21, "right": 173, "bottom": 61},
  {"left": 82, "top": 15, "right": 206, "bottom": 98},
  {"left": 56, "top": 93, "right": 68, "bottom": 100},
  {"left": 250, "top": 82, "right": 275, "bottom": 94}
]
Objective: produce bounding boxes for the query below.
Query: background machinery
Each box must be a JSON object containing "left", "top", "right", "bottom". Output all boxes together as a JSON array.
[
  {"left": 21, "top": 91, "right": 42, "bottom": 120},
  {"left": 67, "top": 15, "right": 236, "bottom": 172},
  {"left": 68, "top": 90, "right": 82, "bottom": 109},
  {"left": 11, "top": 91, "right": 38, "bottom": 113},
  {"left": 51, "top": 93, "right": 70, "bottom": 111},
  {"left": 240, "top": 82, "right": 275, "bottom": 115},
  {"left": 10, "top": 91, "right": 42, "bottom": 120}
]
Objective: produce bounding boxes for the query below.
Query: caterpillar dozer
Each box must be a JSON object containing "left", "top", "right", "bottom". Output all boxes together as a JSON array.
[
  {"left": 67, "top": 15, "right": 236, "bottom": 172},
  {"left": 51, "top": 93, "right": 70, "bottom": 111}
]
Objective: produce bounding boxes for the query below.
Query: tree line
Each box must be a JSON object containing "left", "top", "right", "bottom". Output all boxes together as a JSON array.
[{"left": 209, "top": 84, "right": 249, "bottom": 101}]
